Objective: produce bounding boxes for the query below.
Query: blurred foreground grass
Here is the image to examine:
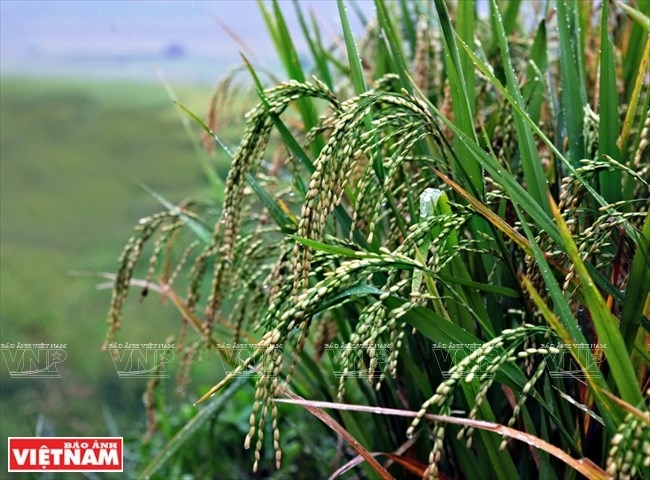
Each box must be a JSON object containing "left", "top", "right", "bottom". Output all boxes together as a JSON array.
[{"left": 0, "top": 76, "right": 223, "bottom": 463}]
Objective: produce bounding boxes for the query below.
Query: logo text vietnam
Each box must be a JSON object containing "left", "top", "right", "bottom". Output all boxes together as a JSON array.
[{"left": 8, "top": 437, "right": 123, "bottom": 472}]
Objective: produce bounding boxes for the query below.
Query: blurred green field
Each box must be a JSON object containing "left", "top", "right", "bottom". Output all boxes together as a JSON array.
[{"left": 0, "top": 76, "right": 228, "bottom": 466}]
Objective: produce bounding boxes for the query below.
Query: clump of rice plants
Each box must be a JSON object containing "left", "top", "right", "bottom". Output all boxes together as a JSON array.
[{"left": 105, "top": 1, "right": 649, "bottom": 478}]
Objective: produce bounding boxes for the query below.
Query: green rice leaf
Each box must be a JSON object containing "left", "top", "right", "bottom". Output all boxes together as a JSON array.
[
  {"left": 617, "top": 1, "right": 650, "bottom": 31},
  {"left": 550, "top": 198, "right": 643, "bottom": 407},
  {"left": 375, "top": 0, "right": 411, "bottom": 90},
  {"left": 556, "top": 0, "right": 587, "bottom": 166},
  {"left": 457, "top": 0, "right": 476, "bottom": 113},
  {"left": 338, "top": 0, "right": 367, "bottom": 94},
  {"left": 292, "top": 0, "right": 333, "bottom": 90},
  {"left": 139, "top": 183, "right": 212, "bottom": 245},
  {"left": 159, "top": 81, "right": 224, "bottom": 202},
  {"left": 139, "top": 377, "right": 248, "bottom": 480},
  {"left": 490, "top": 0, "right": 550, "bottom": 214},
  {"left": 523, "top": 20, "right": 548, "bottom": 123},
  {"left": 289, "top": 236, "right": 360, "bottom": 258},
  {"left": 620, "top": 212, "right": 650, "bottom": 351},
  {"left": 454, "top": 32, "right": 640, "bottom": 244},
  {"left": 247, "top": 174, "right": 296, "bottom": 234},
  {"left": 434, "top": 0, "right": 483, "bottom": 196},
  {"left": 598, "top": 0, "right": 622, "bottom": 202},
  {"left": 502, "top": 0, "right": 522, "bottom": 36}
]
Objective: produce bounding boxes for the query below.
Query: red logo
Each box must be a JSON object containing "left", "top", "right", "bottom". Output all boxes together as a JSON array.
[{"left": 8, "top": 437, "right": 123, "bottom": 472}]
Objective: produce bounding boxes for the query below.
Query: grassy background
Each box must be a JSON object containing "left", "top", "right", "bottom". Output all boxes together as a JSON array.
[{"left": 0, "top": 76, "right": 223, "bottom": 466}]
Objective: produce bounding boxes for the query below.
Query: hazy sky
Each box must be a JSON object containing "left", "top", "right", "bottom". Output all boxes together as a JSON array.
[{"left": 0, "top": 1, "right": 373, "bottom": 81}]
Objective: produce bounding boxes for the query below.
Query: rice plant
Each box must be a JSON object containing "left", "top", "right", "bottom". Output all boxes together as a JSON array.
[{"left": 105, "top": 1, "right": 649, "bottom": 478}]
